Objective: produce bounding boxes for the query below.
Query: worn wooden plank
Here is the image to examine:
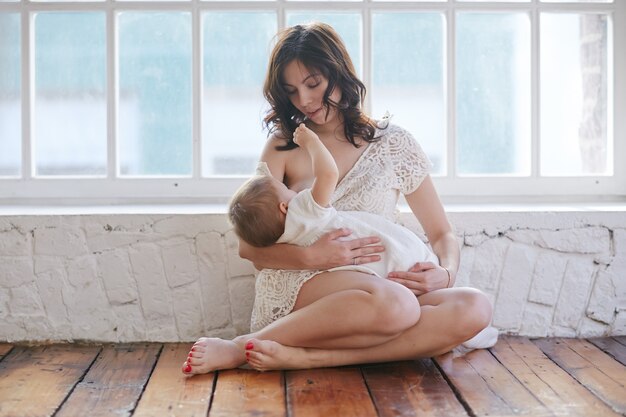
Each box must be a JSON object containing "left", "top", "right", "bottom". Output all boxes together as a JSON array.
[
  {"left": 362, "top": 360, "right": 468, "bottom": 417},
  {"left": 0, "top": 345, "right": 13, "bottom": 361},
  {"left": 492, "top": 336, "right": 620, "bottom": 417},
  {"left": 588, "top": 337, "right": 626, "bottom": 366},
  {"left": 0, "top": 345, "right": 100, "bottom": 417},
  {"left": 534, "top": 338, "right": 626, "bottom": 414},
  {"left": 287, "top": 367, "right": 377, "bottom": 417},
  {"left": 435, "top": 348, "right": 552, "bottom": 417},
  {"left": 209, "top": 368, "right": 285, "bottom": 417},
  {"left": 134, "top": 344, "right": 214, "bottom": 417},
  {"left": 55, "top": 343, "right": 161, "bottom": 417}
]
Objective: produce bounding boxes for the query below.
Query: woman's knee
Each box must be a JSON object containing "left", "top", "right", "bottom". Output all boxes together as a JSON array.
[
  {"left": 450, "top": 288, "right": 493, "bottom": 339},
  {"left": 368, "top": 280, "right": 421, "bottom": 335}
]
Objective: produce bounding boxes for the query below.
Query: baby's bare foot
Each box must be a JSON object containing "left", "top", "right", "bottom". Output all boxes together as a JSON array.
[
  {"left": 182, "top": 337, "right": 245, "bottom": 375},
  {"left": 244, "top": 338, "right": 317, "bottom": 371}
]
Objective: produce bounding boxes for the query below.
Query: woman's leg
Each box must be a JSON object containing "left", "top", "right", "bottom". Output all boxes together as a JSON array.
[
  {"left": 183, "top": 270, "right": 421, "bottom": 374},
  {"left": 246, "top": 287, "right": 492, "bottom": 371}
]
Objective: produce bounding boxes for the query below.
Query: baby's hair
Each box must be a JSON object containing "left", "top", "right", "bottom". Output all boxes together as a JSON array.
[{"left": 228, "top": 176, "right": 285, "bottom": 247}]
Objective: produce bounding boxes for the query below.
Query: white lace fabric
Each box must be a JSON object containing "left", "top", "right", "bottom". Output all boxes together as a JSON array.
[{"left": 250, "top": 123, "right": 432, "bottom": 332}]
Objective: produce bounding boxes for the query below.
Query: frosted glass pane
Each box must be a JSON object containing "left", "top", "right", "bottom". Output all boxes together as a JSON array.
[
  {"left": 456, "top": 13, "right": 531, "bottom": 176},
  {"left": 286, "top": 13, "right": 361, "bottom": 77},
  {"left": 371, "top": 13, "right": 445, "bottom": 174},
  {"left": 542, "top": 0, "right": 611, "bottom": 3},
  {"left": 540, "top": 13, "right": 610, "bottom": 176},
  {"left": 0, "top": 13, "right": 21, "bottom": 176},
  {"left": 118, "top": 12, "right": 192, "bottom": 176},
  {"left": 34, "top": 12, "right": 106, "bottom": 176},
  {"left": 202, "top": 12, "right": 276, "bottom": 176}
]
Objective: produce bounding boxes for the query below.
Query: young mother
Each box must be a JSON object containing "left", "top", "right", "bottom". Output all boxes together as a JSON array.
[{"left": 183, "top": 22, "right": 493, "bottom": 374}]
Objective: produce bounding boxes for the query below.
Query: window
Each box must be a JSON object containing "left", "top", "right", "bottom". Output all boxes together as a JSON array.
[{"left": 0, "top": 0, "right": 623, "bottom": 203}]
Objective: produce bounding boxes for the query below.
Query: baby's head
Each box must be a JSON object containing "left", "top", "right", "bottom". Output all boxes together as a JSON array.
[{"left": 228, "top": 175, "right": 296, "bottom": 247}]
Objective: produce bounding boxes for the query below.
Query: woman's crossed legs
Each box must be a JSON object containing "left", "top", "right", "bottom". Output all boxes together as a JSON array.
[{"left": 183, "top": 271, "right": 492, "bottom": 374}]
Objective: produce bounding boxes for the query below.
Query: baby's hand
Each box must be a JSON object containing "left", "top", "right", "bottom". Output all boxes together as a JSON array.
[{"left": 293, "top": 123, "right": 320, "bottom": 147}]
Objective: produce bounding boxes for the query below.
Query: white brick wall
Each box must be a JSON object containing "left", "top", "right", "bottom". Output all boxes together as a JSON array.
[{"left": 0, "top": 209, "right": 624, "bottom": 342}]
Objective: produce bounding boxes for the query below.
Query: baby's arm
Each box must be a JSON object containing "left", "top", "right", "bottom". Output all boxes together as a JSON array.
[{"left": 293, "top": 123, "right": 338, "bottom": 207}]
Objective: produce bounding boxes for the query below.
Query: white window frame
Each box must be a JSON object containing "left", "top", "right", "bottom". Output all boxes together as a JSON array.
[{"left": 0, "top": 0, "right": 624, "bottom": 205}]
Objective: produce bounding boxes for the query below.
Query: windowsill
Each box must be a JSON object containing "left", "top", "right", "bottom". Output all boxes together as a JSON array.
[{"left": 1, "top": 201, "right": 625, "bottom": 216}]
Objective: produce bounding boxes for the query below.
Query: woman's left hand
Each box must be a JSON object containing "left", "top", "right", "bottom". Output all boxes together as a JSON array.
[{"left": 387, "top": 262, "right": 450, "bottom": 296}]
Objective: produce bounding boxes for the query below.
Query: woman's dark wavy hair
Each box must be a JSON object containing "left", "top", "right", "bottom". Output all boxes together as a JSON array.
[{"left": 263, "top": 22, "right": 381, "bottom": 150}]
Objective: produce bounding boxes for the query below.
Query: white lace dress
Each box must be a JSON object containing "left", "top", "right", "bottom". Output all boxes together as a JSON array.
[{"left": 250, "top": 122, "right": 433, "bottom": 332}]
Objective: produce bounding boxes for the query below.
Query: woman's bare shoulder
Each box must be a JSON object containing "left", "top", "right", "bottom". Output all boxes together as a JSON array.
[{"left": 260, "top": 132, "right": 290, "bottom": 179}]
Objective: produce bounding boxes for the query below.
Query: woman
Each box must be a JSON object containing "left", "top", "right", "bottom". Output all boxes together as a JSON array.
[{"left": 183, "top": 22, "right": 493, "bottom": 374}]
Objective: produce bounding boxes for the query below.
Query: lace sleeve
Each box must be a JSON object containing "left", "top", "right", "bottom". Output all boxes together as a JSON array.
[{"left": 387, "top": 125, "right": 432, "bottom": 195}]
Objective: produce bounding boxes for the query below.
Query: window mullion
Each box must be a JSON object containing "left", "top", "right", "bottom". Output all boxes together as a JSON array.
[
  {"left": 193, "top": 0, "right": 202, "bottom": 179},
  {"left": 531, "top": 0, "right": 539, "bottom": 178},
  {"left": 21, "top": 11, "right": 33, "bottom": 179},
  {"left": 446, "top": 3, "right": 455, "bottom": 180},
  {"left": 107, "top": 0, "right": 117, "bottom": 179},
  {"left": 362, "top": 1, "right": 371, "bottom": 116}
]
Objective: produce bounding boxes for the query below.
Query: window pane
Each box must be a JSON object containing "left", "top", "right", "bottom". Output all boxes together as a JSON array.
[
  {"left": 540, "top": 13, "right": 610, "bottom": 176},
  {"left": 34, "top": 12, "right": 106, "bottom": 176},
  {"left": 372, "top": 13, "right": 445, "bottom": 174},
  {"left": 202, "top": 12, "right": 275, "bottom": 176},
  {"left": 286, "top": 13, "right": 361, "bottom": 77},
  {"left": 542, "top": 0, "right": 611, "bottom": 3},
  {"left": 119, "top": 12, "right": 192, "bottom": 176},
  {"left": 0, "top": 13, "right": 20, "bottom": 177},
  {"left": 456, "top": 13, "right": 531, "bottom": 176}
]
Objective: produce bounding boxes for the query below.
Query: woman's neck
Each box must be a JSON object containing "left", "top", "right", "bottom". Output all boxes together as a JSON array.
[{"left": 309, "top": 114, "right": 345, "bottom": 139}]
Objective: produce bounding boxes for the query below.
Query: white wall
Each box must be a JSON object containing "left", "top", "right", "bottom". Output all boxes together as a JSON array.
[{"left": 0, "top": 208, "right": 624, "bottom": 342}]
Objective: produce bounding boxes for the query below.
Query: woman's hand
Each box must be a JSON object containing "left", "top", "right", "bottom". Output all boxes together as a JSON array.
[
  {"left": 387, "top": 262, "right": 451, "bottom": 296},
  {"left": 307, "top": 228, "right": 385, "bottom": 270}
]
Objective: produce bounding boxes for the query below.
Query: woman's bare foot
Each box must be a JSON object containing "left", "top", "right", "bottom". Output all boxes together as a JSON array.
[
  {"left": 182, "top": 337, "right": 245, "bottom": 375},
  {"left": 244, "top": 338, "right": 319, "bottom": 371}
]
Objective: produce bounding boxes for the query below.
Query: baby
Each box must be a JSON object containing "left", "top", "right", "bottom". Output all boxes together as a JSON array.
[{"left": 228, "top": 123, "right": 439, "bottom": 280}]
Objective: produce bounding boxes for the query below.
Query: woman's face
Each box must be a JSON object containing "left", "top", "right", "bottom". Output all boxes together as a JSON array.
[{"left": 282, "top": 59, "right": 342, "bottom": 126}]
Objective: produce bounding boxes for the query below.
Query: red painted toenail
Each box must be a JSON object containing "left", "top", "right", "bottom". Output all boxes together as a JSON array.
[
  {"left": 184, "top": 364, "right": 192, "bottom": 373},
  {"left": 245, "top": 351, "right": 250, "bottom": 357},
  {"left": 245, "top": 342, "right": 254, "bottom": 350},
  {"left": 191, "top": 348, "right": 195, "bottom": 352}
]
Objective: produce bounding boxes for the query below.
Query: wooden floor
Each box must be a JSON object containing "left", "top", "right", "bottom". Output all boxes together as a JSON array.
[{"left": 0, "top": 336, "right": 624, "bottom": 417}]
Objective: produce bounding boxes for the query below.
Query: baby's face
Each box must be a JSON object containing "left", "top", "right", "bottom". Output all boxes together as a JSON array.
[{"left": 271, "top": 177, "right": 297, "bottom": 204}]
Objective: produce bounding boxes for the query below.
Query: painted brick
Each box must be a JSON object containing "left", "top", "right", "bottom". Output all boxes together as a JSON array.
[
  {"left": 34, "top": 226, "right": 88, "bottom": 256},
  {"left": 228, "top": 276, "right": 256, "bottom": 334},
  {"left": 0, "top": 288, "right": 10, "bottom": 319},
  {"left": 225, "top": 230, "right": 256, "bottom": 277},
  {"left": 111, "top": 303, "right": 147, "bottom": 342},
  {"left": 129, "top": 244, "right": 175, "bottom": 322},
  {"left": 577, "top": 317, "right": 610, "bottom": 338},
  {"left": 464, "top": 233, "right": 489, "bottom": 247},
  {"left": 196, "top": 232, "right": 231, "bottom": 331},
  {"left": 492, "top": 243, "right": 538, "bottom": 331},
  {"left": 456, "top": 246, "right": 474, "bottom": 288},
  {"left": 97, "top": 249, "right": 139, "bottom": 305},
  {"left": 469, "top": 238, "right": 510, "bottom": 291},
  {"left": 611, "top": 310, "right": 626, "bottom": 334},
  {"left": 172, "top": 281, "right": 205, "bottom": 341},
  {"left": 507, "top": 227, "right": 610, "bottom": 254},
  {"left": 0, "top": 229, "right": 31, "bottom": 256},
  {"left": 35, "top": 269, "right": 70, "bottom": 326},
  {"left": 9, "top": 283, "right": 45, "bottom": 316},
  {"left": 586, "top": 270, "right": 617, "bottom": 324},
  {"left": 0, "top": 257, "right": 34, "bottom": 288},
  {"left": 553, "top": 257, "right": 596, "bottom": 329},
  {"left": 34, "top": 256, "right": 64, "bottom": 274},
  {"left": 161, "top": 239, "right": 200, "bottom": 288},
  {"left": 519, "top": 303, "right": 553, "bottom": 337},
  {"left": 528, "top": 251, "right": 567, "bottom": 306}
]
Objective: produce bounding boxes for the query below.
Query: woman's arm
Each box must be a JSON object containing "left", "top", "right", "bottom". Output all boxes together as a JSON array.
[
  {"left": 240, "top": 136, "right": 384, "bottom": 270},
  {"left": 387, "top": 175, "right": 460, "bottom": 294},
  {"left": 239, "top": 228, "right": 384, "bottom": 270}
]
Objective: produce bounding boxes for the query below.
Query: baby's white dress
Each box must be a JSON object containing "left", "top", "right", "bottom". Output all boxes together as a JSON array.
[
  {"left": 277, "top": 188, "right": 438, "bottom": 279},
  {"left": 250, "top": 122, "right": 433, "bottom": 332}
]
